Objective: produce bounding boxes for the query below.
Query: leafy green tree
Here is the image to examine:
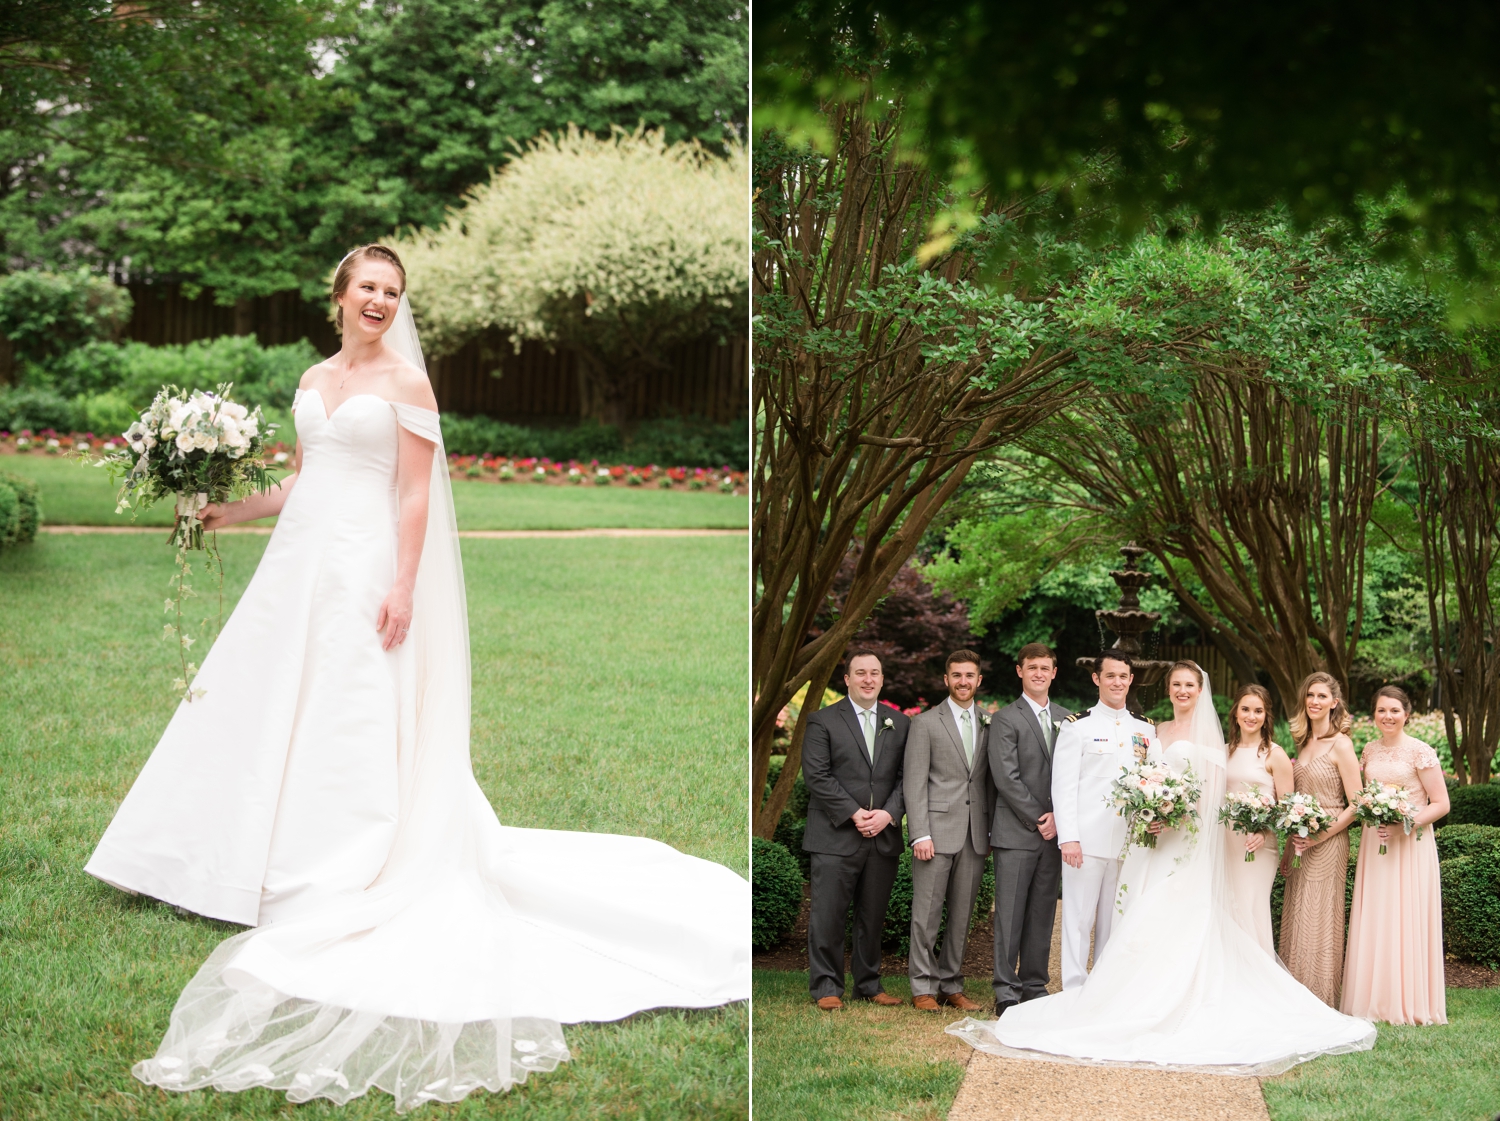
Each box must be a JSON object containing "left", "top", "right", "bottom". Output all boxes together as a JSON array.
[
  {"left": 755, "top": 0, "right": 1500, "bottom": 257},
  {"left": 1, "top": 0, "right": 748, "bottom": 302},
  {"left": 399, "top": 128, "right": 746, "bottom": 426}
]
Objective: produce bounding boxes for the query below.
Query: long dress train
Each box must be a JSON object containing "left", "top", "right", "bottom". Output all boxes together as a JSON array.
[
  {"left": 947, "top": 677, "right": 1375, "bottom": 1075},
  {"left": 84, "top": 299, "right": 748, "bottom": 1111}
]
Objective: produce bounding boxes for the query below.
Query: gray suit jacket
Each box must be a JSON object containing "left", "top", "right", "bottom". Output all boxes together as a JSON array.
[
  {"left": 903, "top": 702, "right": 990, "bottom": 857},
  {"left": 987, "top": 695, "right": 1070, "bottom": 850},
  {"left": 801, "top": 698, "right": 910, "bottom": 858}
]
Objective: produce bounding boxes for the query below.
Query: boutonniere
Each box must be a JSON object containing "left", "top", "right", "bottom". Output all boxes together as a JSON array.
[
  {"left": 882, "top": 717, "right": 894, "bottom": 730},
  {"left": 981, "top": 714, "right": 992, "bottom": 727}
]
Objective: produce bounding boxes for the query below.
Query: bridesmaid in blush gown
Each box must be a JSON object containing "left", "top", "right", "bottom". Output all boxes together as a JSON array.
[
  {"left": 1341, "top": 686, "right": 1449, "bottom": 1024},
  {"left": 1278, "top": 672, "right": 1364, "bottom": 1007},
  {"left": 1223, "top": 684, "right": 1292, "bottom": 955}
]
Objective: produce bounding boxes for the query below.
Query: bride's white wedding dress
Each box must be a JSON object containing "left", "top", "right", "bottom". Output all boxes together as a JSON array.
[
  {"left": 948, "top": 675, "right": 1375, "bottom": 1075},
  {"left": 84, "top": 298, "right": 749, "bottom": 1111}
]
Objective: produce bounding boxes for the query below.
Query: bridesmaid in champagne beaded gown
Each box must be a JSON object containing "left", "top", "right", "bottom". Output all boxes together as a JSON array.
[
  {"left": 1224, "top": 685, "right": 1292, "bottom": 956},
  {"left": 1341, "top": 687, "right": 1450, "bottom": 1024},
  {"left": 1278, "top": 673, "right": 1363, "bottom": 1007}
]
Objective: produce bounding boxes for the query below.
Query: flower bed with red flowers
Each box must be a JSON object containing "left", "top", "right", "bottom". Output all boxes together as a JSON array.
[{"left": 0, "top": 431, "right": 747, "bottom": 495}]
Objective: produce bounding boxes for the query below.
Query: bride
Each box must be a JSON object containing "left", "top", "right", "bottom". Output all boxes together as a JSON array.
[
  {"left": 949, "top": 660, "right": 1375, "bottom": 1075},
  {"left": 84, "top": 245, "right": 749, "bottom": 1111}
]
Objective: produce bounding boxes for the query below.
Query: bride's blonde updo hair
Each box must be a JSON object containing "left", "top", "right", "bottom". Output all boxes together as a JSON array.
[
  {"left": 1167, "top": 659, "right": 1205, "bottom": 689},
  {"left": 331, "top": 244, "right": 407, "bottom": 331},
  {"left": 1288, "top": 670, "right": 1352, "bottom": 752}
]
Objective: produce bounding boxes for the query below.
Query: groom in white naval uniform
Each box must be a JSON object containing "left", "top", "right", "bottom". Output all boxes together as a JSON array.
[{"left": 1051, "top": 651, "right": 1161, "bottom": 990}]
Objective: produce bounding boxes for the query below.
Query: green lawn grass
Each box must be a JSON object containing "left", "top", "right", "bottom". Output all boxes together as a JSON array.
[
  {"left": 751, "top": 970, "right": 976, "bottom": 1121},
  {"left": 1261, "top": 988, "right": 1500, "bottom": 1121},
  {"left": 0, "top": 454, "right": 749, "bottom": 530},
  {"left": 0, "top": 532, "right": 748, "bottom": 1119}
]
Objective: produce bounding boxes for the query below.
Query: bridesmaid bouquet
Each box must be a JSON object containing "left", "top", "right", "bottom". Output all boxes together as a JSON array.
[
  {"left": 1274, "top": 792, "right": 1334, "bottom": 868},
  {"left": 1350, "top": 781, "right": 1419, "bottom": 854},
  {"left": 1108, "top": 760, "right": 1202, "bottom": 850},
  {"left": 94, "top": 384, "right": 277, "bottom": 701},
  {"left": 1218, "top": 787, "right": 1279, "bottom": 861}
]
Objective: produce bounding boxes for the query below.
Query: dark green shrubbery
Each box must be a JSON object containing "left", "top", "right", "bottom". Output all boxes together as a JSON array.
[
  {"left": 1443, "top": 782, "right": 1500, "bottom": 828},
  {"left": 752, "top": 837, "right": 804, "bottom": 953},
  {"left": 0, "top": 386, "right": 85, "bottom": 433},
  {"left": 0, "top": 470, "right": 41, "bottom": 550},
  {"left": 440, "top": 411, "right": 748, "bottom": 468},
  {"left": 1435, "top": 823, "right": 1500, "bottom": 862},
  {"left": 1441, "top": 843, "right": 1500, "bottom": 969}
]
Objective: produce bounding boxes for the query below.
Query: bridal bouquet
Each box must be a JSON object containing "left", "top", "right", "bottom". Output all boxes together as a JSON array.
[
  {"left": 1108, "top": 760, "right": 1202, "bottom": 851},
  {"left": 1274, "top": 792, "right": 1335, "bottom": 868},
  {"left": 1350, "top": 780, "right": 1419, "bottom": 854},
  {"left": 1218, "top": 786, "right": 1279, "bottom": 862},
  {"left": 94, "top": 384, "right": 276, "bottom": 701}
]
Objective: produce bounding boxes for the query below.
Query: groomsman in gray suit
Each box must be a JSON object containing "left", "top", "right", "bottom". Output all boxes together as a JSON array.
[
  {"left": 904, "top": 650, "right": 990, "bottom": 1012},
  {"left": 801, "top": 650, "right": 910, "bottom": 1010},
  {"left": 987, "top": 642, "right": 1070, "bottom": 1014}
]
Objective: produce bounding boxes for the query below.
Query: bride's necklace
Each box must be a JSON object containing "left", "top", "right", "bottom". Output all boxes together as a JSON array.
[{"left": 338, "top": 356, "right": 369, "bottom": 390}]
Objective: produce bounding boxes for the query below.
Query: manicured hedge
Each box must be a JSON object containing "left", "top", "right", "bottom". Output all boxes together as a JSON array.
[
  {"left": 1444, "top": 781, "right": 1500, "bottom": 828},
  {"left": 1441, "top": 843, "right": 1500, "bottom": 969},
  {"left": 0, "top": 470, "right": 40, "bottom": 550},
  {"left": 751, "top": 837, "right": 804, "bottom": 953},
  {"left": 1435, "top": 823, "right": 1500, "bottom": 862},
  {"left": 441, "top": 412, "right": 748, "bottom": 469}
]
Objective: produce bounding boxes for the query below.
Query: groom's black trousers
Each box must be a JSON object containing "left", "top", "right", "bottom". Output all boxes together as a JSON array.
[
  {"left": 992, "top": 843, "right": 1061, "bottom": 1004},
  {"left": 807, "top": 842, "right": 899, "bottom": 999}
]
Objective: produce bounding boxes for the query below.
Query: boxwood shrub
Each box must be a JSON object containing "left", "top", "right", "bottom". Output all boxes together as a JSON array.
[
  {"left": 1435, "top": 823, "right": 1500, "bottom": 862},
  {"left": 1443, "top": 782, "right": 1500, "bottom": 828},
  {"left": 751, "top": 837, "right": 804, "bottom": 953},
  {"left": 1441, "top": 844, "right": 1500, "bottom": 969},
  {"left": 0, "top": 470, "right": 40, "bottom": 550}
]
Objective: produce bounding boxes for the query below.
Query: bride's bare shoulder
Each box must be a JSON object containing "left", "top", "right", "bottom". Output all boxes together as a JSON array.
[
  {"left": 386, "top": 358, "right": 438, "bottom": 411},
  {"left": 299, "top": 360, "right": 337, "bottom": 391}
]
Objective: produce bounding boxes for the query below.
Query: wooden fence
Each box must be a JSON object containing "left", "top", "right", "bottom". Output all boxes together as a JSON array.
[
  {"left": 1156, "top": 644, "right": 1245, "bottom": 697},
  {"left": 122, "top": 281, "right": 748, "bottom": 424}
]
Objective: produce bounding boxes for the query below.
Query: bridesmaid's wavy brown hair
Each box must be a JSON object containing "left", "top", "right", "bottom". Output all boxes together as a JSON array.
[
  {"left": 331, "top": 244, "right": 407, "bottom": 331},
  {"left": 1288, "top": 671, "right": 1352, "bottom": 752},
  {"left": 1227, "top": 683, "right": 1275, "bottom": 758}
]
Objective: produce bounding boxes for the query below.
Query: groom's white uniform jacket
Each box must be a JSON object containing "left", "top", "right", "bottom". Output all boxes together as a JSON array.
[{"left": 1051, "top": 703, "right": 1161, "bottom": 860}]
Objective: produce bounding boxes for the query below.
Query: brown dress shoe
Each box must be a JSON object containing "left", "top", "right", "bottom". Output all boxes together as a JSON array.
[
  {"left": 815, "top": 996, "right": 843, "bottom": 1011},
  {"left": 912, "top": 994, "right": 941, "bottom": 1011},
  {"left": 941, "top": 992, "right": 984, "bottom": 1012},
  {"left": 865, "top": 991, "right": 903, "bottom": 1006}
]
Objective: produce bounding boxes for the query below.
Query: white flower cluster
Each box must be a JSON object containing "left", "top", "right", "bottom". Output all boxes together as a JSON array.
[{"left": 126, "top": 388, "right": 261, "bottom": 463}]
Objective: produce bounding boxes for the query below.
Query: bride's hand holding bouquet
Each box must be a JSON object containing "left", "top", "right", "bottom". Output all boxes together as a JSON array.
[{"left": 1108, "top": 759, "right": 1203, "bottom": 851}]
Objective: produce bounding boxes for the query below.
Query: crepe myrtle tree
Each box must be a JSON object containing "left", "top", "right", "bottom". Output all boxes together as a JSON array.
[{"left": 400, "top": 127, "right": 747, "bottom": 427}]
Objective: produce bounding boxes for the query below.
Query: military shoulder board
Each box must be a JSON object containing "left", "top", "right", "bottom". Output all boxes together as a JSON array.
[
  {"left": 1130, "top": 712, "right": 1154, "bottom": 725},
  {"left": 1065, "top": 711, "right": 1088, "bottom": 723}
]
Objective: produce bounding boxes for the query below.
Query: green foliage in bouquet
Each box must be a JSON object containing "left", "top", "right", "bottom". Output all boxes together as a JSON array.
[
  {"left": 93, "top": 383, "right": 277, "bottom": 701},
  {"left": 751, "top": 837, "right": 804, "bottom": 953},
  {"left": 0, "top": 470, "right": 41, "bottom": 551}
]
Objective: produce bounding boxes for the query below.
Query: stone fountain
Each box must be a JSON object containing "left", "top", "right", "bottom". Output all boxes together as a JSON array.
[{"left": 1075, "top": 542, "right": 1176, "bottom": 713}]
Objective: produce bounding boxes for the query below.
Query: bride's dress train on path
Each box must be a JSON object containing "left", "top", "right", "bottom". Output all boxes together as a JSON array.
[
  {"left": 84, "top": 301, "right": 748, "bottom": 1111},
  {"left": 947, "top": 677, "right": 1375, "bottom": 1076}
]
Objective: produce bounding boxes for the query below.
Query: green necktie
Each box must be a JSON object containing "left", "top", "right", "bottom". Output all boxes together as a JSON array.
[
  {"left": 862, "top": 709, "right": 875, "bottom": 762},
  {"left": 960, "top": 708, "right": 974, "bottom": 768},
  {"left": 1040, "top": 710, "right": 1055, "bottom": 757}
]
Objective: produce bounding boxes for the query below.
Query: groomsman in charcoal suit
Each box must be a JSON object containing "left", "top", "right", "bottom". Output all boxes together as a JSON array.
[
  {"left": 987, "top": 642, "right": 1070, "bottom": 1015},
  {"left": 801, "top": 650, "right": 911, "bottom": 1010},
  {"left": 904, "top": 650, "right": 990, "bottom": 1012}
]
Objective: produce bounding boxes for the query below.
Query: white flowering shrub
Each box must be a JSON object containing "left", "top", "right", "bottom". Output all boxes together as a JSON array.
[{"left": 398, "top": 127, "right": 747, "bottom": 424}]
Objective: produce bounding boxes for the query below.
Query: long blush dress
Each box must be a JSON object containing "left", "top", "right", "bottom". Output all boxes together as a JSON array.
[
  {"left": 1340, "top": 737, "right": 1447, "bottom": 1025},
  {"left": 1224, "top": 745, "right": 1278, "bottom": 955},
  {"left": 1278, "top": 751, "right": 1350, "bottom": 1007}
]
